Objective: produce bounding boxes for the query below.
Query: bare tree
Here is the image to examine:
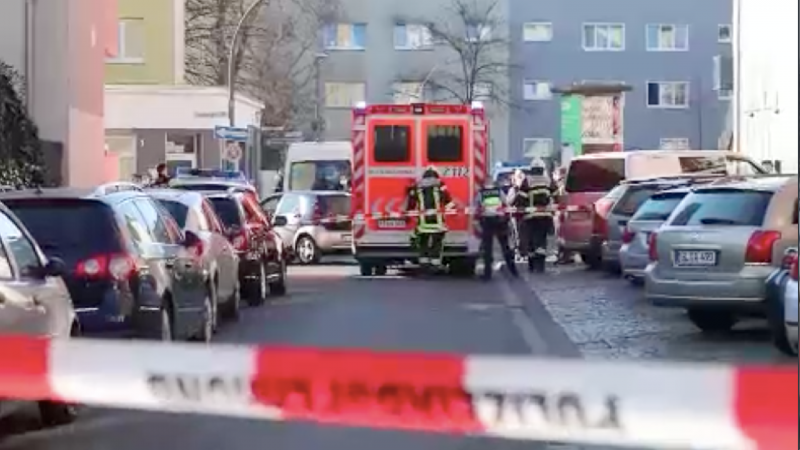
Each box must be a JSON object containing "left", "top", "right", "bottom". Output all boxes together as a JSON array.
[
  {"left": 185, "top": 0, "right": 338, "bottom": 129},
  {"left": 412, "top": 0, "right": 516, "bottom": 107}
]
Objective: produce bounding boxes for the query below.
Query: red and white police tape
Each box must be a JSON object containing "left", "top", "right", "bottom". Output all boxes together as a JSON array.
[
  {"left": 314, "top": 205, "right": 589, "bottom": 225},
  {"left": 0, "top": 335, "right": 795, "bottom": 450}
]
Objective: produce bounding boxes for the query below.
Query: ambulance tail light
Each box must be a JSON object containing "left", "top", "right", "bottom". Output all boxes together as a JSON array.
[
  {"left": 471, "top": 101, "right": 484, "bottom": 109},
  {"left": 354, "top": 101, "right": 367, "bottom": 110}
]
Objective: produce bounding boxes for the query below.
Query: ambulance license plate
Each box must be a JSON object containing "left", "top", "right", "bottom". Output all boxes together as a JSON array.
[{"left": 377, "top": 219, "right": 406, "bottom": 229}]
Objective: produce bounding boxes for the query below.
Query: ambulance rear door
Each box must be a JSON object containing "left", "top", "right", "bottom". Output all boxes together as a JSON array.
[
  {"left": 361, "top": 113, "right": 418, "bottom": 245},
  {"left": 419, "top": 110, "right": 472, "bottom": 246}
]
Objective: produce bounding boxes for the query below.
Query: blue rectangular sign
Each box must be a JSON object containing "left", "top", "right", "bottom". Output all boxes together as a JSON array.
[{"left": 214, "top": 126, "right": 248, "bottom": 141}]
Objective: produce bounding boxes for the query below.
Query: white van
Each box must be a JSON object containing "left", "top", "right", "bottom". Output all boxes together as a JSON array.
[{"left": 283, "top": 141, "right": 352, "bottom": 192}]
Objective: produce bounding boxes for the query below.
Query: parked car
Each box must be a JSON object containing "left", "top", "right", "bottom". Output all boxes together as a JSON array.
[
  {"left": 0, "top": 202, "right": 78, "bottom": 427},
  {"left": 147, "top": 190, "right": 242, "bottom": 326},
  {"left": 559, "top": 150, "right": 766, "bottom": 268},
  {"left": 206, "top": 191, "right": 287, "bottom": 305},
  {"left": 644, "top": 175, "right": 799, "bottom": 332},
  {"left": 170, "top": 169, "right": 258, "bottom": 199},
  {"left": 619, "top": 187, "right": 694, "bottom": 284},
  {"left": 598, "top": 174, "right": 725, "bottom": 272},
  {"left": 261, "top": 191, "right": 352, "bottom": 264},
  {"left": 765, "top": 246, "right": 798, "bottom": 355},
  {"left": 0, "top": 183, "right": 212, "bottom": 342}
]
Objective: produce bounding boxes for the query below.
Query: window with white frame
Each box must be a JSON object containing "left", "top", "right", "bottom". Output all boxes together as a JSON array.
[
  {"left": 582, "top": 23, "right": 624, "bottom": 51},
  {"left": 659, "top": 138, "right": 690, "bottom": 150},
  {"left": 646, "top": 24, "right": 689, "bottom": 51},
  {"left": 392, "top": 82, "right": 424, "bottom": 103},
  {"left": 523, "top": 80, "right": 552, "bottom": 100},
  {"left": 466, "top": 23, "right": 492, "bottom": 42},
  {"left": 717, "top": 24, "right": 732, "bottom": 43},
  {"left": 646, "top": 81, "right": 689, "bottom": 108},
  {"left": 107, "top": 18, "right": 145, "bottom": 62},
  {"left": 322, "top": 23, "right": 367, "bottom": 50},
  {"left": 523, "top": 22, "right": 552, "bottom": 42},
  {"left": 394, "top": 24, "right": 433, "bottom": 50},
  {"left": 324, "top": 82, "right": 366, "bottom": 108},
  {"left": 523, "top": 138, "right": 553, "bottom": 158}
]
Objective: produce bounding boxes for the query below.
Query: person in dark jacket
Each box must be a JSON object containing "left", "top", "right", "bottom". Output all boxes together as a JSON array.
[
  {"left": 507, "top": 166, "right": 554, "bottom": 272},
  {"left": 405, "top": 166, "right": 454, "bottom": 270},
  {"left": 150, "top": 163, "right": 171, "bottom": 187}
]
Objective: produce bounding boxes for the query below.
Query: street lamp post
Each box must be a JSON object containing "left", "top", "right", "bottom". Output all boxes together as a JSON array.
[
  {"left": 312, "top": 52, "right": 328, "bottom": 140},
  {"left": 227, "top": 0, "right": 266, "bottom": 128}
]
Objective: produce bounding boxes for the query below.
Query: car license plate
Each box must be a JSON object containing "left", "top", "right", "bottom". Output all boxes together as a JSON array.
[
  {"left": 674, "top": 250, "right": 717, "bottom": 267},
  {"left": 377, "top": 219, "right": 406, "bottom": 229},
  {"left": 342, "top": 233, "right": 352, "bottom": 243}
]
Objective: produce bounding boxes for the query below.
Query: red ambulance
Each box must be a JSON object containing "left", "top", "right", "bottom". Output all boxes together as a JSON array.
[{"left": 350, "top": 102, "right": 489, "bottom": 276}]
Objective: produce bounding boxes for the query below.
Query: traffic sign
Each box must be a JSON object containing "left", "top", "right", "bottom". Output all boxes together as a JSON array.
[
  {"left": 214, "top": 126, "right": 248, "bottom": 142},
  {"left": 225, "top": 142, "right": 243, "bottom": 161}
]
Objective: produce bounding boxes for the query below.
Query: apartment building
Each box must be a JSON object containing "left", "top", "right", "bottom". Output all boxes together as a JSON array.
[
  {"left": 508, "top": 0, "right": 732, "bottom": 160},
  {"left": 104, "top": 0, "right": 262, "bottom": 179},
  {"left": 0, "top": 0, "right": 118, "bottom": 186},
  {"left": 317, "top": 0, "right": 511, "bottom": 161}
]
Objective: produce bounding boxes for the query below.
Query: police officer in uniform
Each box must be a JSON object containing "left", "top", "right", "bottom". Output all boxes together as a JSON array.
[
  {"left": 475, "top": 180, "right": 519, "bottom": 280},
  {"left": 406, "top": 167, "right": 453, "bottom": 271},
  {"left": 507, "top": 169, "right": 530, "bottom": 260}
]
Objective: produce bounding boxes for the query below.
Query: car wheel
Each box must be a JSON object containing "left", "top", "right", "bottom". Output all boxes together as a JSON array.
[
  {"left": 160, "top": 303, "right": 174, "bottom": 341},
  {"left": 210, "top": 280, "right": 220, "bottom": 333},
  {"left": 581, "top": 252, "right": 602, "bottom": 270},
  {"left": 687, "top": 309, "right": 737, "bottom": 333},
  {"left": 295, "top": 236, "right": 320, "bottom": 265},
  {"left": 39, "top": 400, "right": 78, "bottom": 427},
  {"left": 765, "top": 285, "right": 797, "bottom": 356},
  {"left": 225, "top": 280, "right": 241, "bottom": 321},
  {"left": 449, "top": 258, "right": 476, "bottom": 278},
  {"left": 374, "top": 265, "right": 388, "bottom": 276},
  {"left": 269, "top": 260, "right": 288, "bottom": 296},
  {"left": 359, "top": 263, "right": 373, "bottom": 276},
  {"left": 245, "top": 262, "right": 267, "bottom": 307},
  {"left": 192, "top": 288, "right": 213, "bottom": 343}
]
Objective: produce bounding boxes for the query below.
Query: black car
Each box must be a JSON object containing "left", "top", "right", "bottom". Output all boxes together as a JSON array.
[
  {"left": 206, "top": 191, "right": 288, "bottom": 306},
  {"left": 0, "top": 182, "right": 213, "bottom": 342}
]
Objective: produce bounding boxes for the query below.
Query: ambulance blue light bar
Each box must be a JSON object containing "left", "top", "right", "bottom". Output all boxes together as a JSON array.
[
  {"left": 175, "top": 168, "right": 247, "bottom": 181},
  {"left": 354, "top": 103, "right": 473, "bottom": 115}
]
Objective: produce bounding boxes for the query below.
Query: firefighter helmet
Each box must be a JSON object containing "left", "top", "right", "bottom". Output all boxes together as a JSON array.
[{"left": 422, "top": 166, "right": 440, "bottom": 179}]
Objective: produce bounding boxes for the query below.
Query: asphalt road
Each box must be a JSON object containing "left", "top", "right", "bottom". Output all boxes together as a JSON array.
[{"left": 0, "top": 264, "right": 587, "bottom": 450}]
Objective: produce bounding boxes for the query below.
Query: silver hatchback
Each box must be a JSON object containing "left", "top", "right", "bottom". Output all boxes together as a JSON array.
[
  {"left": 645, "top": 175, "right": 799, "bottom": 332},
  {"left": 619, "top": 187, "right": 692, "bottom": 283}
]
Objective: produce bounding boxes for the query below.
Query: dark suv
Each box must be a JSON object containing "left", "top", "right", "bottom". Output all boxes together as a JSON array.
[
  {"left": 206, "top": 191, "right": 288, "bottom": 305},
  {"left": 0, "top": 183, "right": 213, "bottom": 342}
]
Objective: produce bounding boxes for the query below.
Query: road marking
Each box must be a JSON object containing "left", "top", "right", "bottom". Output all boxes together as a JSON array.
[{"left": 495, "top": 268, "right": 549, "bottom": 355}]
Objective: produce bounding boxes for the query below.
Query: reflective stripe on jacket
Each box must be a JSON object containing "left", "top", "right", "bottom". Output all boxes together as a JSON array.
[{"left": 416, "top": 186, "right": 446, "bottom": 232}]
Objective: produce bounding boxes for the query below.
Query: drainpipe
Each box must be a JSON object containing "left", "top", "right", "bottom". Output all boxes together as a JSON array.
[{"left": 24, "top": 0, "right": 36, "bottom": 112}]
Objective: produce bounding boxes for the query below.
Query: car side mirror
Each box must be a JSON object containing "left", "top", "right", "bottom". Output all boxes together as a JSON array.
[
  {"left": 43, "top": 257, "right": 66, "bottom": 277},
  {"left": 272, "top": 215, "right": 288, "bottom": 227},
  {"left": 181, "top": 230, "right": 202, "bottom": 248}
]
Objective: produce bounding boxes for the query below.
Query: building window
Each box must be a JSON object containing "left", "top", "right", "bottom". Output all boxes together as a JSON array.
[
  {"left": 582, "top": 23, "right": 624, "bottom": 51},
  {"left": 392, "top": 82, "right": 424, "bottom": 103},
  {"left": 646, "top": 24, "right": 689, "bottom": 51},
  {"left": 718, "top": 88, "right": 732, "bottom": 100},
  {"left": 466, "top": 23, "right": 492, "bottom": 42},
  {"left": 718, "top": 24, "right": 732, "bottom": 43},
  {"left": 660, "top": 138, "right": 690, "bottom": 150},
  {"left": 394, "top": 24, "right": 432, "bottom": 50},
  {"left": 107, "top": 18, "right": 145, "bottom": 63},
  {"left": 523, "top": 80, "right": 552, "bottom": 100},
  {"left": 646, "top": 81, "right": 689, "bottom": 108},
  {"left": 322, "top": 23, "right": 366, "bottom": 50},
  {"left": 523, "top": 22, "right": 552, "bottom": 42},
  {"left": 324, "top": 82, "right": 366, "bottom": 108},
  {"left": 523, "top": 138, "right": 553, "bottom": 158}
]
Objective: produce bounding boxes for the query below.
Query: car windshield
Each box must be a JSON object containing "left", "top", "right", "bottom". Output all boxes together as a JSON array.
[
  {"left": 565, "top": 158, "right": 625, "bottom": 192},
  {"left": 3, "top": 199, "right": 120, "bottom": 262},
  {"left": 318, "top": 194, "right": 351, "bottom": 216},
  {"left": 631, "top": 192, "right": 688, "bottom": 221},
  {"left": 155, "top": 199, "right": 189, "bottom": 228},
  {"left": 289, "top": 160, "right": 351, "bottom": 191},
  {"left": 208, "top": 198, "right": 242, "bottom": 228},
  {"left": 668, "top": 189, "right": 773, "bottom": 227}
]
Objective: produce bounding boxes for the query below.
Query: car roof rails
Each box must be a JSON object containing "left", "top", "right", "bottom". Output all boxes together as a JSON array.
[
  {"left": 622, "top": 172, "right": 727, "bottom": 186},
  {"left": 93, "top": 182, "right": 143, "bottom": 196}
]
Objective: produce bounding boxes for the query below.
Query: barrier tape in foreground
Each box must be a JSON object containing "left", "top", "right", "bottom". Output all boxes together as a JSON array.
[{"left": 0, "top": 335, "right": 795, "bottom": 450}]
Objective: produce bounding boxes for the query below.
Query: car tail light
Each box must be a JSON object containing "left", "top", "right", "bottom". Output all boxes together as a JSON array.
[
  {"left": 744, "top": 230, "right": 782, "bottom": 264},
  {"left": 790, "top": 256, "right": 799, "bottom": 281},
  {"left": 190, "top": 240, "right": 205, "bottom": 258},
  {"left": 621, "top": 226, "right": 636, "bottom": 244},
  {"left": 231, "top": 231, "right": 248, "bottom": 251},
  {"left": 76, "top": 253, "right": 135, "bottom": 280},
  {"left": 592, "top": 198, "right": 615, "bottom": 236},
  {"left": 648, "top": 233, "right": 658, "bottom": 261},
  {"left": 780, "top": 249, "right": 798, "bottom": 270}
]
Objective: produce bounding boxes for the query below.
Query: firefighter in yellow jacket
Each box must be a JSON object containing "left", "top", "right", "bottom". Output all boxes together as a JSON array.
[
  {"left": 507, "top": 161, "right": 554, "bottom": 272},
  {"left": 406, "top": 167, "right": 454, "bottom": 270}
]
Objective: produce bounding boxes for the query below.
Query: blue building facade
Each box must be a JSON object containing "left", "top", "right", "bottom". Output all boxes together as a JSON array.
[{"left": 508, "top": 0, "right": 733, "bottom": 160}]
